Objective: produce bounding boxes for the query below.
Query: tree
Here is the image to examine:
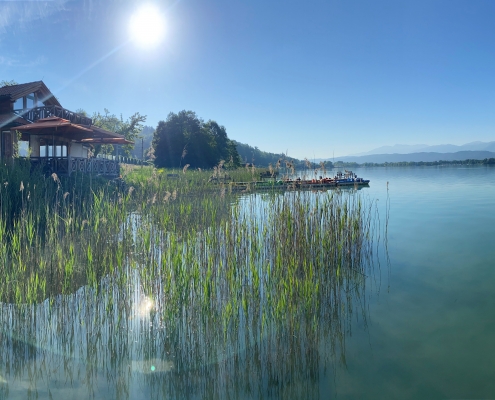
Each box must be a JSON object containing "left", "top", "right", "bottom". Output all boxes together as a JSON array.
[
  {"left": 225, "top": 140, "right": 242, "bottom": 168},
  {"left": 118, "top": 112, "right": 147, "bottom": 157},
  {"left": 152, "top": 111, "right": 241, "bottom": 169},
  {"left": 204, "top": 121, "right": 228, "bottom": 161},
  {"left": 75, "top": 108, "right": 89, "bottom": 117},
  {"left": 153, "top": 111, "right": 191, "bottom": 168},
  {"left": 130, "top": 125, "right": 155, "bottom": 160},
  {"left": 0, "top": 80, "right": 18, "bottom": 87},
  {"left": 91, "top": 109, "right": 146, "bottom": 157},
  {"left": 203, "top": 121, "right": 241, "bottom": 168}
]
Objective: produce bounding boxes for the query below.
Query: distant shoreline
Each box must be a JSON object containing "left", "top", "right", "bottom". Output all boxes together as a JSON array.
[{"left": 331, "top": 158, "right": 495, "bottom": 168}]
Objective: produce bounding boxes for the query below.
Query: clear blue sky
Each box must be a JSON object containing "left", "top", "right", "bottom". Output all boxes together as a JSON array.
[{"left": 1, "top": 0, "right": 494, "bottom": 158}]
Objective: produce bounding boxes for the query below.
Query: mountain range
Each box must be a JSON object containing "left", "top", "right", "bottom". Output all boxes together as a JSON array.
[
  {"left": 321, "top": 141, "right": 495, "bottom": 164},
  {"left": 347, "top": 141, "right": 495, "bottom": 156},
  {"left": 330, "top": 151, "right": 495, "bottom": 164}
]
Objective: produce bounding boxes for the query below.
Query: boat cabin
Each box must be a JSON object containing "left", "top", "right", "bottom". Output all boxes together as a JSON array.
[{"left": 0, "top": 81, "right": 132, "bottom": 176}]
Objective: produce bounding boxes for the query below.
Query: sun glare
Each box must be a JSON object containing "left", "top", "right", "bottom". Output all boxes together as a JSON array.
[{"left": 129, "top": 4, "right": 165, "bottom": 48}]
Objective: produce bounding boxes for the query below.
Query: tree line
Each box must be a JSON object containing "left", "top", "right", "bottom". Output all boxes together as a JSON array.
[
  {"left": 150, "top": 111, "right": 329, "bottom": 170},
  {"left": 233, "top": 141, "right": 316, "bottom": 169}
]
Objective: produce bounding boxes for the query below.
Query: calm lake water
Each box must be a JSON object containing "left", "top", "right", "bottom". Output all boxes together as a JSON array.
[
  {"left": 1, "top": 166, "right": 494, "bottom": 399},
  {"left": 336, "top": 166, "right": 495, "bottom": 399}
]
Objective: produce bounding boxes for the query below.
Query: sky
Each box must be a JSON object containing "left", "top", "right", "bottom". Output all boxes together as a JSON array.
[{"left": 1, "top": 0, "right": 494, "bottom": 158}]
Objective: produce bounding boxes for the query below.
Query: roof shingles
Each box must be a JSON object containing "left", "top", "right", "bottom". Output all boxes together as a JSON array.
[
  {"left": 0, "top": 81, "right": 61, "bottom": 107},
  {"left": 0, "top": 81, "right": 42, "bottom": 99}
]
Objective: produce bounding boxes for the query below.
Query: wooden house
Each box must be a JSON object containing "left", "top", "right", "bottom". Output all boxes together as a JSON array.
[{"left": 0, "top": 81, "right": 132, "bottom": 176}]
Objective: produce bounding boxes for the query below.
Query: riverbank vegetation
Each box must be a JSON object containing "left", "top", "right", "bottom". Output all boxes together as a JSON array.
[
  {"left": 0, "top": 160, "right": 382, "bottom": 397},
  {"left": 0, "top": 161, "right": 379, "bottom": 305}
]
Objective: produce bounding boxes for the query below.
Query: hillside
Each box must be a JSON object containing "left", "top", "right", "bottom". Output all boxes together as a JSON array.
[{"left": 233, "top": 141, "right": 324, "bottom": 169}]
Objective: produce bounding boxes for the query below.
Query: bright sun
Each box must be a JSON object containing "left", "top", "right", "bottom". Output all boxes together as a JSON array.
[{"left": 129, "top": 4, "right": 165, "bottom": 48}]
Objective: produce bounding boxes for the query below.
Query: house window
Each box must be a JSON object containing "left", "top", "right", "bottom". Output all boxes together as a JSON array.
[
  {"left": 14, "top": 98, "right": 23, "bottom": 110},
  {"left": 40, "top": 145, "right": 67, "bottom": 157},
  {"left": 18, "top": 140, "right": 29, "bottom": 157},
  {"left": 13, "top": 93, "right": 43, "bottom": 110},
  {"left": 26, "top": 94, "right": 35, "bottom": 109}
]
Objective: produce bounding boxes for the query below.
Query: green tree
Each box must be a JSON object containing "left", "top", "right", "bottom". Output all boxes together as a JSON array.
[
  {"left": 92, "top": 109, "right": 146, "bottom": 157},
  {"left": 130, "top": 125, "right": 155, "bottom": 160},
  {"left": 203, "top": 120, "right": 236, "bottom": 165},
  {"left": 118, "top": 112, "right": 147, "bottom": 157},
  {"left": 153, "top": 111, "right": 241, "bottom": 169},
  {"left": 75, "top": 108, "right": 89, "bottom": 117},
  {"left": 153, "top": 111, "right": 192, "bottom": 168},
  {"left": 225, "top": 140, "right": 242, "bottom": 168},
  {"left": 181, "top": 113, "right": 211, "bottom": 168},
  {"left": 0, "top": 80, "right": 18, "bottom": 87}
]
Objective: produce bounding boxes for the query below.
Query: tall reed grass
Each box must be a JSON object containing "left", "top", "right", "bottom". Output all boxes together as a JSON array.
[{"left": 0, "top": 163, "right": 383, "bottom": 399}]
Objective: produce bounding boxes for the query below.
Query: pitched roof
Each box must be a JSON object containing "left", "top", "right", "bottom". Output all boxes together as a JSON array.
[
  {"left": 15, "top": 117, "right": 133, "bottom": 144},
  {"left": 0, "top": 81, "right": 61, "bottom": 107},
  {"left": 15, "top": 116, "right": 93, "bottom": 133},
  {"left": 91, "top": 125, "right": 126, "bottom": 139}
]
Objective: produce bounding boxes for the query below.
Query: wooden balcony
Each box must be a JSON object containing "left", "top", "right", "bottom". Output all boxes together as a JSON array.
[
  {"left": 14, "top": 105, "right": 92, "bottom": 126},
  {"left": 30, "top": 156, "right": 120, "bottom": 177}
]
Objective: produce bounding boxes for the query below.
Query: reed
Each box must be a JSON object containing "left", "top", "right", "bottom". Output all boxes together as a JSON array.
[{"left": 0, "top": 163, "right": 383, "bottom": 399}]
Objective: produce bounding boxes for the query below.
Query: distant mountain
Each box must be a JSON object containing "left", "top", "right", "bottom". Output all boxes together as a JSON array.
[
  {"left": 349, "top": 144, "right": 429, "bottom": 156},
  {"left": 329, "top": 151, "right": 495, "bottom": 164},
  {"left": 422, "top": 142, "right": 495, "bottom": 153},
  {"left": 349, "top": 141, "right": 495, "bottom": 156}
]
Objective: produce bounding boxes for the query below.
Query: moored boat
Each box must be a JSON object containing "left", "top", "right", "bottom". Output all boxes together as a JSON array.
[
  {"left": 332, "top": 170, "right": 370, "bottom": 186},
  {"left": 227, "top": 170, "right": 369, "bottom": 192},
  {"left": 283, "top": 170, "right": 370, "bottom": 187}
]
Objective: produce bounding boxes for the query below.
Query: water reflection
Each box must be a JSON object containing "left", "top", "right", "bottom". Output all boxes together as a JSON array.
[{"left": 0, "top": 191, "right": 385, "bottom": 399}]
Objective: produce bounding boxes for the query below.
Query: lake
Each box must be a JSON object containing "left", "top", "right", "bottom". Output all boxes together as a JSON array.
[
  {"left": 1, "top": 166, "right": 494, "bottom": 399},
  {"left": 334, "top": 165, "right": 495, "bottom": 399}
]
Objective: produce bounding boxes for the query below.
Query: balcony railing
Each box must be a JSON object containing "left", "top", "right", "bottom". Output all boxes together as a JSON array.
[
  {"left": 14, "top": 105, "right": 92, "bottom": 126},
  {"left": 30, "top": 156, "right": 119, "bottom": 177}
]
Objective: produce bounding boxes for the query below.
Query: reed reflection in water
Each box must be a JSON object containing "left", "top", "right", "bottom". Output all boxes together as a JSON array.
[{"left": 0, "top": 189, "right": 385, "bottom": 399}]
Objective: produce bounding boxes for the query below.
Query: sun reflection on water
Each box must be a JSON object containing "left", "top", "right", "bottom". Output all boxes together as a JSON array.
[{"left": 134, "top": 296, "right": 154, "bottom": 318}]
